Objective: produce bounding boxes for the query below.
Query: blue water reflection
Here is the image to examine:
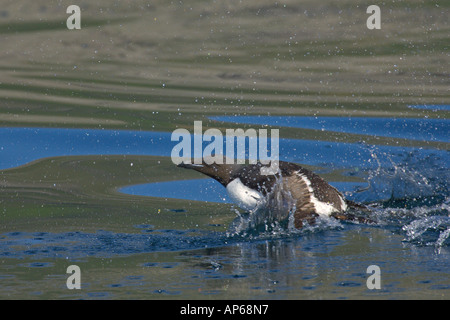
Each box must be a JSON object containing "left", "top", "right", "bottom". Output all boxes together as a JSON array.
[
  {"left": 408, "top": 104, "right": 450, "bottom": 111},
  {"left": 1, "top": 127, "right": 447, "bottom": 171},
  {"left": 0, "top": 128, "right": 173, "bottom": 170},
  {"left": 210, "top": 116, "right": 450, "bottom": 142}
]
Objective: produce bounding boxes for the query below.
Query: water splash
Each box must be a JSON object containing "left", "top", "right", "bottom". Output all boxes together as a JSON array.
[
  {"left": 226, "top": 174, "right": 345, "bottom": 239},
  {"left": 351, "top": 148, "right": 448, "bottom": 203},
  {"left": 348, "top": 148, "right": 449, "bottom": 249},
  {"left": 226, "top": 147, "right": 449, "bottom": 248},
  {"left": 226, "top": 211, "right": 343, "bottom": 240},
  {"left": 402, "top": 215, "right": 450, "bottom": 248}
]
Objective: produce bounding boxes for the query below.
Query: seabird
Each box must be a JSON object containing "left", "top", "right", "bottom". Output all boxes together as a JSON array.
[{"left": 178, "top": 158, "right": 368, "bottom": 229}]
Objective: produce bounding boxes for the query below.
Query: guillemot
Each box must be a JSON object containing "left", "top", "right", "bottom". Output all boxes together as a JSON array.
[{"left": 178, "top": 158, "right": 368, "bottom": 229}]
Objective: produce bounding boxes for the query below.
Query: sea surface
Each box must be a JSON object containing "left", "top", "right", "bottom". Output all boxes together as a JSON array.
[
  {"left": 1, "top": 114, "right": 449, "bottom": 299},
  {"left": 0, "top": 1, "right": 448, "bottom": 300}
]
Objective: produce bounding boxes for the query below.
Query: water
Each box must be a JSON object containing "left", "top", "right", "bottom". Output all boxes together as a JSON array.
[
  {"left": 1, "top": 0, "right": 449, "bottom": 300},
  {"left": 210, "top": 116, "right": 450, "bottom": 142},
  {"left": 408, "top": 105, "right": 450, "bottom": 112},
  {"left": 1, "top": 222, "right": 449, "bottom": 299},
  {"left": 1, "top": 126, "right": 447, "bottom": 170},
  {"left": 0, "top": 127, "right": 173, "bottom": 170},
  {"left": 1, "top": 116, "right": 449, "bottom": 299},
  {"left": 119, "top": 179, "right": 368, "bottom": 204}
]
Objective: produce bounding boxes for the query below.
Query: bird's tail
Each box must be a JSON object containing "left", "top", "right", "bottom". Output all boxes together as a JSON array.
[
  {"left": 345, "top": 199, "right": 370, "bottom": 212},
  {"left": 330, "top": 200, "right": 374, "bottom": 224}
]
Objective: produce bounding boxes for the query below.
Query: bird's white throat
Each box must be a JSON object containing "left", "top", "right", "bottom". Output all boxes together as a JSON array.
[{"left": 226, "top": 178, "right": 264, "bottom": 212}]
